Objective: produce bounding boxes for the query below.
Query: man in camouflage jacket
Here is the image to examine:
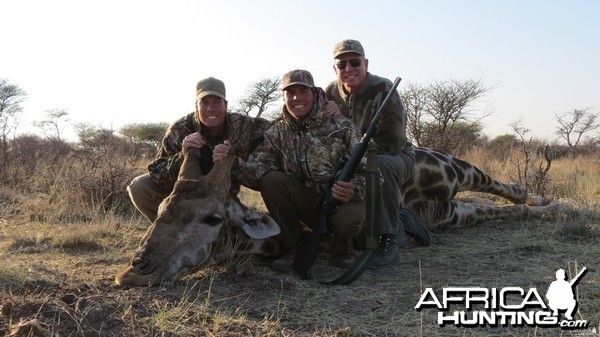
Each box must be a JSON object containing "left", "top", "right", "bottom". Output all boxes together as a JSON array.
[
  {"left": 325, "top": 39, "right": 431, "bottom": 268},
  {"left": 235, "top": 69, "right": 366, "bottom": 272},
  {"left": 128, "top": 77, "right": 271, "bottom": 223}
]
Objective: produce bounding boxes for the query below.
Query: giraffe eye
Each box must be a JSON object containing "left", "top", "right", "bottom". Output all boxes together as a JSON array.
[{"left": 203, "top": 213, "right": 224, "bottom": 227}]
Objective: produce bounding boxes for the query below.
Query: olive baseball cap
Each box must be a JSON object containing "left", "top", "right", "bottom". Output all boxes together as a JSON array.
[
  {"left": 196, "top": 77, "right": 226, "bottom": 100},
  {"left": 333, "top": 39, "right": 365, "bottom": 58},
  {"left": 282, "top": 69, "right": 315, "bottom": 90}
]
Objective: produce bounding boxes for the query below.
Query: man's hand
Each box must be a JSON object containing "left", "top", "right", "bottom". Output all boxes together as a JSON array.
[
  {"left": 323, "top": 100, "right": 341, "bottom": 118},
  {"left": 331, "top": 180, "right": 354, "bottom": 203},
  {"left": 182, "top": 133, "right": 206, "bottom": 153},
  {"left": 213, "top": 140, "right": 232, "bottom": 162}
]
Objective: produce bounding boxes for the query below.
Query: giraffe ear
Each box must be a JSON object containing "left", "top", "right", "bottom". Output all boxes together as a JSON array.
[{"left": 240, "top": 210, "right": 280, "bottom": 239}]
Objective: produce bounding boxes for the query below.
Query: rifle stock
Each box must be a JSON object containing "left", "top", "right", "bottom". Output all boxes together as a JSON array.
[{"left": 292, "top": 77, "right": 402, "bottom": 280}]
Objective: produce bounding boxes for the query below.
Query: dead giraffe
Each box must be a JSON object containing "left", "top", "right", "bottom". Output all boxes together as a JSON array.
[
  {"left": 115, "top": 149, "right": 281, "bottom": 287},
  {"left": 115, "top": 147, "right": 572, "bottom": 286}
]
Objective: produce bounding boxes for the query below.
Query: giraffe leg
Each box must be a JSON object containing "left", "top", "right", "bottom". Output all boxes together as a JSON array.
[
  {"left": 451, "top": 157, "right": 529, "bottom": 204},
  {"left": 408, "top": 200, "right": 573, "bottom": 231}
]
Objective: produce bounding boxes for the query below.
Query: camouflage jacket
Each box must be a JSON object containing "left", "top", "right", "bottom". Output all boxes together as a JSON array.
[
  {"left": 148, "top": 112, "right": 271, "bottom": 191},
  {"left": 236, "top": 88, "right": 366, "bottom": 201},
  {"left": 325, "top": 72, "right": 412, "bottom": 155}
]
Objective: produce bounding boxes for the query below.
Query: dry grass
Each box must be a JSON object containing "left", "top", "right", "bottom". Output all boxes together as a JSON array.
[
  {"left": 1, "top": 152, "right": 600, "bottom": 336},
  {"left": 549, "top": 156, "right": 600, "bottom": 206},
  {"left": 462, "top": 149, "right": 600, "bottom": 207}
]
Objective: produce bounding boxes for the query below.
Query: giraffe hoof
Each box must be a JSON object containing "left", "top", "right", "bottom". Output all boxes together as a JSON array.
[{"left": 526, "top": 195, "right": 545, "bottom": 206}]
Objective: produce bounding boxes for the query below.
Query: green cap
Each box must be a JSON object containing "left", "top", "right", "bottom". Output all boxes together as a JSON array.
[
  {"left": 282, "top": 69, "right": 315, "bottom": 90},
  {"left": 333, "top": 39, "right": 365, "bottom": 58},
  {"left": 196, "top": 77, "right": 226, "bottom": 100}
]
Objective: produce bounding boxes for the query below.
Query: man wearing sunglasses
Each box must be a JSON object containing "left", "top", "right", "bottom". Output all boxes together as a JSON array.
[{"left": 324, "top": 39, "right": 431, "bottom": 269}]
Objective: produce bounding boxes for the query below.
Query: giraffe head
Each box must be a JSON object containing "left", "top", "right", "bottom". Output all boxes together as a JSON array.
[{"left": 115, "top": 149, "right": 280, "bottom": 287}]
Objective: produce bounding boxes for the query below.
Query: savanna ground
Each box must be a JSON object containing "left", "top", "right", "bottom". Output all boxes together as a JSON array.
[{"left": 1, "top": 150, "right": 600, "bottom": 337}]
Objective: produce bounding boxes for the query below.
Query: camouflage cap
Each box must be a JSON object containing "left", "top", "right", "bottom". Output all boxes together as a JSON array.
[
  {"left": 196, "top": 77, "right": 226, "bottom": 100},
  {"left": 282, "top": 69, "right": 315, "bottom": 90},
  {"left": 333, "top": 39, "right": 365, "bottom": 58}
]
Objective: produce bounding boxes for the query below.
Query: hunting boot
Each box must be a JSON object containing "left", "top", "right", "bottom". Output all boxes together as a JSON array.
[
  {"left": 331, "top": 235, "right": 355, "bottom": 269},
  {"left": 399, "top": 208, "right": 431, "bottom": 246},
  {"left": 369, "top": 234, "right": 399, "bottom": 268},
  {"left": 396, "top": 223, "right": 408, "bottom": 248}
]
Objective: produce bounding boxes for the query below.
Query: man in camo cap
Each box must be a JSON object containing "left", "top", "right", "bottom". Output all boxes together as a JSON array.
[
  {"left": 128, "top": 77, "right": 271, "bottom": 223},
  {"left": 233, "top": 69, "right": 366, "bottom": 273},
  {"left": 325, "top": 39, "right": 431, "bottom": 269}
]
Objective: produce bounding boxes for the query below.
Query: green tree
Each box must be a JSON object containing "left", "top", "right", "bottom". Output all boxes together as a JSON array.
[
  {"left": 489, "top": 134, "right": 519, "bottom": 148},
  {"left": 120, "top": 122, "right": 168, "bottom": 147}
]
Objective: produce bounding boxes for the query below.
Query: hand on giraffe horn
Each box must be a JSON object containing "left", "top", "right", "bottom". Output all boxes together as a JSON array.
[
  {"left": 182, "top": 133, "right": 206, "bottom": 153},
  {"left": 213, "top": 140, "right": 233, "bottom": 163}
]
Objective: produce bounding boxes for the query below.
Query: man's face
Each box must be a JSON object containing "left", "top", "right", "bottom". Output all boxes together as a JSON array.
[
  {"left": 284, "top": 85, "right": 314, "bottom": 123},
  {"left": 196, "top": 95, "right": 227, "bottom": 131},
  {"left": 334, "top": 52, "right": 368, "bottom": 93}
]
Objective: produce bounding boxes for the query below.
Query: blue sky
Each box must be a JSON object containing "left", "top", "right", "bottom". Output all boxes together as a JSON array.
[{"left": 1, "top": 0, "right": 598, "bottom": 142}]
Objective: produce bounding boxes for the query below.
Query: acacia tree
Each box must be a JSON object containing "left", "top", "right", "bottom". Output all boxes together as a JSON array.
[
  {"left": 235, "top": 77, "right": 281, "bottom": 119},
  {"left": 0, "top": 78, "right": 27, "bottom": 181},
  {"left": 555, "top": 108, "right": 599, "bottom": 157},
  {"left": 120, "top": 122, "right": 169, "bottom": 158},
  {"left": 401, "top": 78, "right": 491, "bottom": 154},
  {"left": 33, "top": 108, "right": 70, "bottom": 141},
  {"left": 120, "top": 122, "right": 168, "bottom": 147}
]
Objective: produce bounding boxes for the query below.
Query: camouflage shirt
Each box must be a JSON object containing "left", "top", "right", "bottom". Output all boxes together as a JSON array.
[
  {"left": 148, "top": 112, "right": 271, "bottom": 191},
  {"left": 325, "top": 72, "right": 412, "bottom": 155},
  {"left": 236, "top": 88, "right": 366, "bottom": 201}
]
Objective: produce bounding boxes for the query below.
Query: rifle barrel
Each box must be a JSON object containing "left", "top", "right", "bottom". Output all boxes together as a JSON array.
[{"left": 569, "top": 267, "right": 587, "bottom": 286}]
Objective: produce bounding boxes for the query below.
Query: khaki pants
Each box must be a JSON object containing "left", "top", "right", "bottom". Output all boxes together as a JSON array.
[
  {"left": 259, "top": 171, "right": 365, "bottom": 251},
  {"left": 127, "top": 174, "right": 170, "bottom": 223}
]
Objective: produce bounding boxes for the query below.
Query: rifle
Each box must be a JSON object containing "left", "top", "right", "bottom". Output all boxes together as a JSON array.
[
  {"left": 569, "top": 267, "right": 587, "bottom": 287},
  {"left": 292, "top": 77, "right": 402, "bottom": 281}
]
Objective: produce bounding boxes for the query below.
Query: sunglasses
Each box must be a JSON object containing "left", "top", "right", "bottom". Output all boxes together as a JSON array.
[{"left": 335, "top": 58, "right": 362, "bottom": 70}]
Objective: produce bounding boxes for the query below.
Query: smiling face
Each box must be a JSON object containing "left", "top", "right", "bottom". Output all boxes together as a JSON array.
[
  {"left": 334, "top": 53, "right": 368, "bottom": 94},
  {"left": 196, "top": 95, "right": 227, "bottom": 135},
  {"left": 284, "top": 85, "right": 314, "bottom": 126}
]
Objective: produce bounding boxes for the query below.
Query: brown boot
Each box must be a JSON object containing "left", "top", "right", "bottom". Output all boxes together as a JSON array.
[
  {"left": 271, "top": 250, "right": 295, "bottom": 272},
  {"left": 331, "top": 236, "right": 355, "bottom": 269}
]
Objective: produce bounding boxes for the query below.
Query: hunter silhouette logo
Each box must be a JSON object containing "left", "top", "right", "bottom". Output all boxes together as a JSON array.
[
  {"left": 546, "top": 267, "right": 587, "bottom": 321},
  {"left": 415, "top": 267, "right": 589, "bottom": 329}
]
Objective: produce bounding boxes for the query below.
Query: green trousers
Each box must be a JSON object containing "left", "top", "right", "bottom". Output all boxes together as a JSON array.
[{"left": 259, "top": 171, "right": 365, "bottom": 251}]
